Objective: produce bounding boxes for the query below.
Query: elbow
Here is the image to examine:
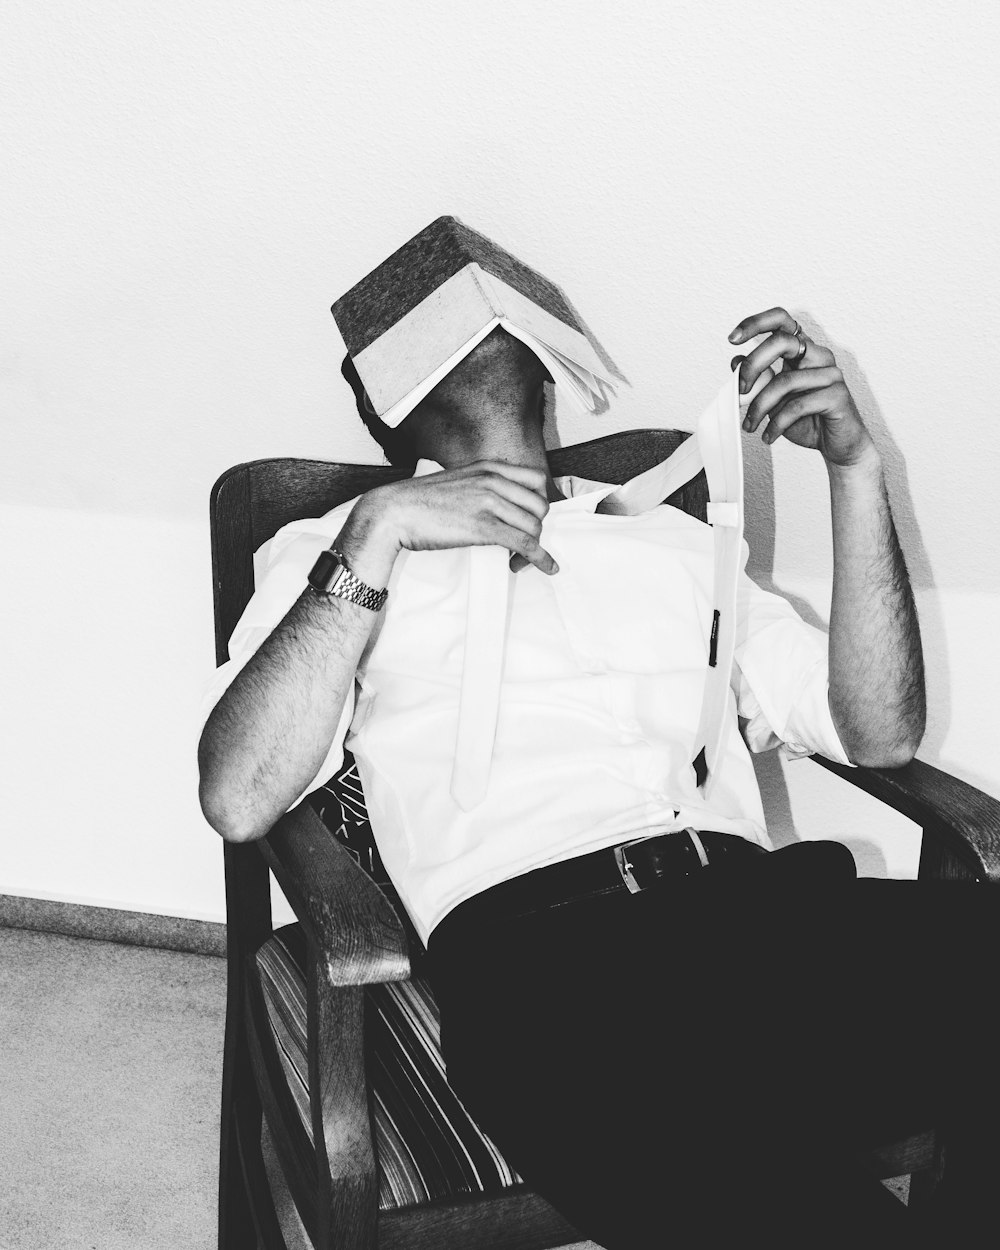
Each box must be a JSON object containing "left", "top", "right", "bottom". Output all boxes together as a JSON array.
[
  {"left": 198, "top": 778, "right": 263, "bottom": 843},
  {"left": 848, "top": 723, "right": 924, "bottom": 770},
  {"left": 830, "top": 687, "right": 925, "bottom": 771},
  {"left": 198, "top": 748, "right": 271, "bottom": 843},
  {"left": 850, "top": 742, "right": 919, "bottom": 770},
  {"left": 878, "top": 706, "right": 927, "bottom": 770},
  {"left": 889, "top": 732, "right": 924, "bottom": 769}
]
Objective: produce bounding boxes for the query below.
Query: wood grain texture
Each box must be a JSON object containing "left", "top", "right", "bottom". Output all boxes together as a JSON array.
[
  {"left": 377, "top": 1189, "right": 581, "bottom": 1250},
  {"left": 245, "top": 962, "right": 319, "bottom": 1237},
  {"left": 811, "top": 756, "right": 1000, "bottom": 880},
  {"left": 916, "top": 835, "right": 982, "bottom": 884},
  {"left": 210, "top": 465, "right": 257, "bottom": 666},
  {"left": 261, "top": 802, "right": 411, "bottom": 988},
  {"left": 308, "top": 970, "right": 379, "bottom": 1250}
]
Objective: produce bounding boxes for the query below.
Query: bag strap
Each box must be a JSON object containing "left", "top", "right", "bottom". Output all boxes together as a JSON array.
[
  {"left": 450, "top": 371, "right": 744, "bottom": 809},
  {"left": 598, "top": 371, "right": 743, "bottom": 794}
]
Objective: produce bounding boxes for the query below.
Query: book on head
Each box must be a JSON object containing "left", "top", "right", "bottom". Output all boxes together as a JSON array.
[{"left": 332, "top": 216, "right": 622, "bottom": 428}]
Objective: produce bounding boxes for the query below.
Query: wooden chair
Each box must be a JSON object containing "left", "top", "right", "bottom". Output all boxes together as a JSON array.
[{"left": 209, "top": 431, "right": 1000, "bottom": 1250}]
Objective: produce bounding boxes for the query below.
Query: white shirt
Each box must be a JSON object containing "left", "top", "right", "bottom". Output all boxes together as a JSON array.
[{"left": 203, "top": 461, "right": 851, "bottom": 943}]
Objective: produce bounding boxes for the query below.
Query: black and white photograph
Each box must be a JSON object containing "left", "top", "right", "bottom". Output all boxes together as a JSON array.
[{"left": 3, "top": 3, "right": 999, "bottom": 1247}]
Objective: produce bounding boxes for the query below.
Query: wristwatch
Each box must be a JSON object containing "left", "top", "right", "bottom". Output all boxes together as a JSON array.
[{"left": 307, "top": 547, "right": 388, "bottom": 612}]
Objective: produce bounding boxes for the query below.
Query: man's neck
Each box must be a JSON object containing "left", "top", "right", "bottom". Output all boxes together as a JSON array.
[
  {"left": 437, "top": 435, "right": 564, "bottom": 502},
  {"left": 414, "top": 399, "right": 565, "bottom": 501}
]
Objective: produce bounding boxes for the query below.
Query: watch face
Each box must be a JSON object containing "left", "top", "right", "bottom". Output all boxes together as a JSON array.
[
  {"left": 308, "top": 548, "right": 387, "bottom": 610},
  {"left": 308, "top": 549, "right": 344, "bottom": 592}
]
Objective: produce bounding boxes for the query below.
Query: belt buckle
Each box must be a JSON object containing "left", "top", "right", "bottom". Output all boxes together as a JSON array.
[{"left": 613, "top": 840, "right": 647, "bottom": 894}]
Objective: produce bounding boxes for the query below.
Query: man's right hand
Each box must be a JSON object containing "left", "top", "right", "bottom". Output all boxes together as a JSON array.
[{"left": 337, "top": 460, "right": 559, "bottom": 585}]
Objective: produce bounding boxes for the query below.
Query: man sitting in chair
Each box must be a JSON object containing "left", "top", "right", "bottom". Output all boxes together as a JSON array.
[{"left": 199, "top": 238, "right": 998, "bottom": 1246}]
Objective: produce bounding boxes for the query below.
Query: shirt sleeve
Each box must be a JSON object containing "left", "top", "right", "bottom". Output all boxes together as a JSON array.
[
  {"left": 199, "top": 502, "right": 360, "bottom": 806},
  {"left": 732, "top": 572, "right": 853, "bottom": 766}
]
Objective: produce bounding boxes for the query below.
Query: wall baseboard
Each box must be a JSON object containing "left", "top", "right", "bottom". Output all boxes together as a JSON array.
[{"left": 0, "top": 894, "right": 226, "bottom": 958}]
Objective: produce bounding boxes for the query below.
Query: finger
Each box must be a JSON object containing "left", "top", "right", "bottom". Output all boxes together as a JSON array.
[
  {"left": 482, "top": 474, "right": 551, "bottom": 522},
  {"left": 737, "top": 331, "right": 805, "bottom": 395},
  {"left": 485, "top": 498, "right": 557, "bottom": 575},
  {"left": 489, "top": 495, "right": 544, "bottom": 544},
  {"left": 491, "top": 520, "right": 558, "bottom": 575},
  {"left": 737, "top": 362, "right": 778, "bottom": 412},
  {"left": 728, "top": 306, "right": 798, "bottom": 345},
  {"left": 732, "top": 354, "right": 778, "bottom": 406},
  {"left": 743, "top": 365, "right": 844, "bottom": 433},
  {"left": 466, "top": 460, "right": 549, "bottom": 495},
  {"left": 810, "top": 342, "right": 837, "bottom": 367},
  {"left": 760, "top": 388, "right": 836, "bottom": 444}
]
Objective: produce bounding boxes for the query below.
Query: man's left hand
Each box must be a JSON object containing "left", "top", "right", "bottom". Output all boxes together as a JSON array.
[{"left": 729, "top": 307, "right": 875, "bottom": 468}]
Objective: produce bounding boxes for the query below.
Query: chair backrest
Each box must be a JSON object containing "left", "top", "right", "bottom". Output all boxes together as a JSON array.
[{"left": 209, "top": 429, "right": 707, "bottom": 664}]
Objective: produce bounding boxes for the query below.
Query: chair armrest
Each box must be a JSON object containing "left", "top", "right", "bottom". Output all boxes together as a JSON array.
[
  {"left": 811, "top": 755, "right": 1000, "bottom": 881},
  {"left": 259, "top": 801, "right": 411, "bottom": 987}
]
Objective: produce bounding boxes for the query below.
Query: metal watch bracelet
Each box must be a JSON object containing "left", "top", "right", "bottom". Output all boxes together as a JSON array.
[{"left": 307, "top": 547, "right": 388, "bottom": 612}]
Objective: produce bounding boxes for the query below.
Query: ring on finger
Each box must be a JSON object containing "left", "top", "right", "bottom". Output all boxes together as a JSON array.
[{"left": 786, "top": 319, "right": 808, "bottom": 359}]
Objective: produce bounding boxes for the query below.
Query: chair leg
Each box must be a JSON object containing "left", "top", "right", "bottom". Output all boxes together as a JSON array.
[
  {"left": 235, "top": 1094, "right": 291, "bottom": 1249},
  {"left": 220, "top": 977, "right": 290, "bottom": 1250},
  {"left": 219, "top": 1011, "right": 263, "bottom": 1250},
  {"left": 220, "top": 843, "right": 276, "bottom": 1248},
  {"left": 221, "top": 1085, "right": 291, "bottom": 1249},
  {"left": 307, "top": 972, "right": 379, "bottom": 1250},
  {"left": 219, "top": 1092, "right": 259, "bottom": 1249}
]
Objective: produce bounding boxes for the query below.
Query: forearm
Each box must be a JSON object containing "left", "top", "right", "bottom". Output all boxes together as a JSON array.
[
  {"left": 198, "top": 589, "right": 375, "bottom": 841},
  {"left": 198, "top": 497, "right": 401, "bottom": 842},
  {"left": 827, "top": 446, "right": 925, "bottom": 766},
  {"left": 727, "top": 305, "right": 926, "bottom": 765}
]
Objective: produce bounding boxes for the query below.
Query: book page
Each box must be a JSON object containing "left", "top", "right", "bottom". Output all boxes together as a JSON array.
[
  {"left": 477, "top": 270, "right": 616, "bottom": 388},
  {"left": 500, "top": 320, "right": 603, "bottom": 415}
]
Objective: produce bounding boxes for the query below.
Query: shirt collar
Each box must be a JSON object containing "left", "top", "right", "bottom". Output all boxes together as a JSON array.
[{"left": 412, "top": 459, "right": 617, "bottom": 513}]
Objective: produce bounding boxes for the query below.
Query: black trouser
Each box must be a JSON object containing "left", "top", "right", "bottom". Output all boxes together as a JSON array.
[{"left": 427, "top": 841, "right": 1000, "bottom": 1249}]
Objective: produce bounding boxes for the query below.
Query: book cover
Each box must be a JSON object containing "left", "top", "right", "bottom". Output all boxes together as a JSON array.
[{"left": 332, "top": 216, "right": 622, "bottom": 428}]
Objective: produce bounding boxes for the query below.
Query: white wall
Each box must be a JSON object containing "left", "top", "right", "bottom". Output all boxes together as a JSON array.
[{"left": 3, "top": 1, "right": 998, "bottom": 923}]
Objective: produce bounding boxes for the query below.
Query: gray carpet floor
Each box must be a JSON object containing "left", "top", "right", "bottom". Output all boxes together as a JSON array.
[{"left": 0, "top": 927, "right": 225, "bottom": 1249}]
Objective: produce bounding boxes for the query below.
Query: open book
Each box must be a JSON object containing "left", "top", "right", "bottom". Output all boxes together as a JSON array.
[{"left": 332, "top": 216, "right": 621, "bottom": 429}]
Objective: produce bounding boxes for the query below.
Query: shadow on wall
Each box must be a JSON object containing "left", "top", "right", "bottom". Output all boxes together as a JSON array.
[{"left": 745, "top": 315, "right": 945, "bottom": 845}]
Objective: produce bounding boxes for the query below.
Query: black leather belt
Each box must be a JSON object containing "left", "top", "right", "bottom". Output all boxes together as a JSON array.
[{"left": 453, "top": 830, "right": 768, "bottom": 930}]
